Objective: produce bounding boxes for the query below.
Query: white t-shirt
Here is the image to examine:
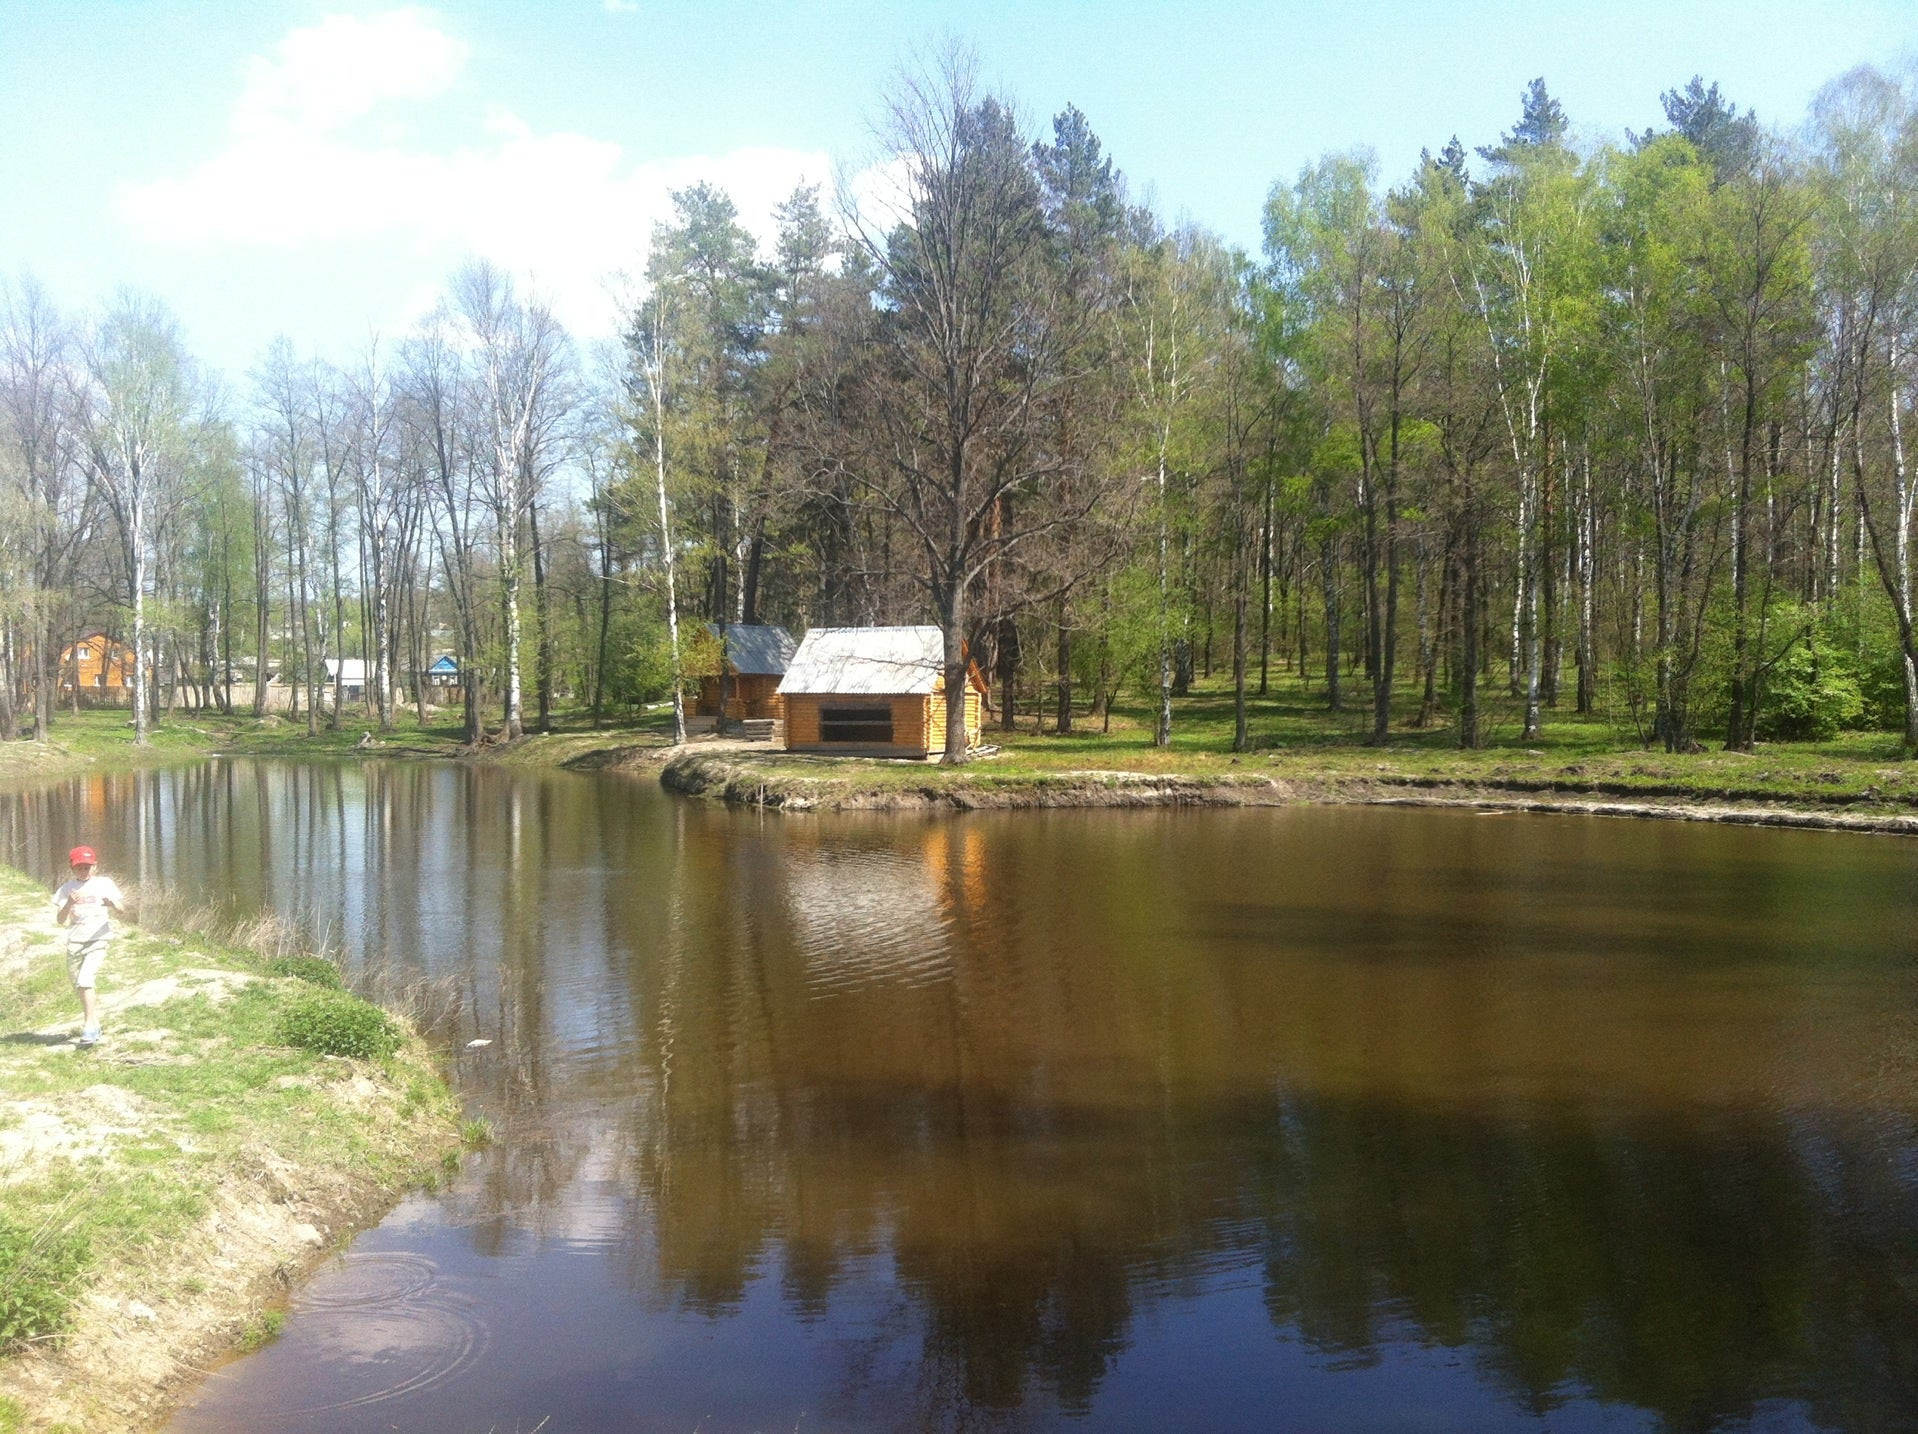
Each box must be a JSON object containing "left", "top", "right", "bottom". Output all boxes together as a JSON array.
[{"left": 55, "top": 874, "right": 125, "bottom": 946}]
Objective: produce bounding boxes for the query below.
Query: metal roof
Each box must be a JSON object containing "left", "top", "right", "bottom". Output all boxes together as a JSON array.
[
  {"left": 778, "top": 627, "right": 951, "bottom": 696},
  {"left": 707, "top": 623, "right": 797, "bottom": 676}
]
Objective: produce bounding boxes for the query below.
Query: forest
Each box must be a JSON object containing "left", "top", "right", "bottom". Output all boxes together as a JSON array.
[{"left": 4, "top": 53, "right": 1918, "bottom": 764}]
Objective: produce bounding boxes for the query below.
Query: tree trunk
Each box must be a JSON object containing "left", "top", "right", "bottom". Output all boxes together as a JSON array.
[
  {"left": 530, "top": 499, "right": 552, "bottom": 734},
  {"left": 1459, "top": 514, "right": 1480, "bottom": 750},
  {"left": 1054, "top": 597, "right": 1072, "bottom": 735},
  {"left": 651, "top": 365, "right": 686, "bottom": 746}
]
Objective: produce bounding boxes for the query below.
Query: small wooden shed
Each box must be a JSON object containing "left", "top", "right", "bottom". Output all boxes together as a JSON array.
[
  {"left": 694, "top": 624, "right": 796, "bottom": 722},
  {"left": 777, "top": 626, "right": 986, "bottom": 758}
]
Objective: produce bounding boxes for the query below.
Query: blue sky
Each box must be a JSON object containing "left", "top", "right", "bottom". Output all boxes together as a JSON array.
[{"left": 2, "top": 0, "right": 1911, "bottom": 381}]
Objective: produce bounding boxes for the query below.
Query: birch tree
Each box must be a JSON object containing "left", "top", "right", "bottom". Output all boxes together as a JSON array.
[
  {"left": 81, "top": 296, "right": 194, "bottom": 745},
  {"left": 454, "top": 263, "right": 569, "bottom": 742}
]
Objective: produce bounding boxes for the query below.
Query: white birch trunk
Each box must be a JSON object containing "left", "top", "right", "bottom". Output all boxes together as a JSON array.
[{"left": 1890, "top": 340, "right": 1916, "bottom": 739}]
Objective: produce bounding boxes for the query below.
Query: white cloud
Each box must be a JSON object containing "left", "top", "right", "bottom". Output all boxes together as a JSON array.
[
  {"left": 232, "top": 8, "right": 469, "bottom": 139},
  {"left": 116, "top": 9, "right": 833, "bottom": 343}
]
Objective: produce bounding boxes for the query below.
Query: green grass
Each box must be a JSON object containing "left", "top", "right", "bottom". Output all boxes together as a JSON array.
[
  {"left": 665, "top": 670, "right": 1918, "bottom": 814},
  {"left": 0, "top": 861, "right": 460, "bottom": 1419},
  {"left": 0, "top": 701, "right": 682, "bottom": 791},
  {"left": 275, "top": 991, "right": 402, "bottom": 1059},
  {"left": 12, "top": 672, "right": 1918, "bottom": 815},
  {"left": 264, "top": 953, "right": 345, "bottom": 988},
  {"left": 0, "top": 1215, "right": 89, "bottom": 1353},
  {"left": 234, "top": 1309, "right": 285, "bottom": 1353},
  {"left": 460, "top": 1115, "right": 496, "bottom": 1148}
]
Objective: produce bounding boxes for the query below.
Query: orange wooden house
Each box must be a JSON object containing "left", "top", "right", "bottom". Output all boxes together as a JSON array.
[
  {"left": 58, "top": 633, "right": 136, "bottom": 699},
  {"left": 693, "top": 624, "right": 797, "bottom": 723},
  {"left": 776, "top": 626, "right": 986, "bottom": 758}
]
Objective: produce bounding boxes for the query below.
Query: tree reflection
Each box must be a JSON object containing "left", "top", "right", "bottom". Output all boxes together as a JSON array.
[
  {"left": 601, "top": 812, "right": 1918, "bottom": 1430},
  {"left": 13, "top": 770, "right": 1917, "bottom": 1429}
]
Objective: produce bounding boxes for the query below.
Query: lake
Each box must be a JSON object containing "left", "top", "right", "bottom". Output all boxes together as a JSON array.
[{"left": 9, "top": 759, "right": 1916, "bottom": 1431}]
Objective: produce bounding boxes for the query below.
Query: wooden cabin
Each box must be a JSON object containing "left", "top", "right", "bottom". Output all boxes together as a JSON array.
[
  {"left": 777, "top": 626, "right": 987, "bottom": 758},
  {"left": 58, "top": 633, "right": 136, "bottom": 701},
  {"left": 694, "top": 624, "right": 796, "bottom": 723}
]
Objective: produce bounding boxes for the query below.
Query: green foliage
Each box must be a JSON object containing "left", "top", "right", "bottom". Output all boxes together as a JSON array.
[
  {"left": 1843, "top": 598, "right": 1913, "bottom": 732},
  {"left": 598, "top": 607, "right": 681, "bottom": 710},
  {"left": 0, "top": 1214, "right": 89, "bottom": 1352},
  {"left": 235, "top": 1308, "right": 285, "bottom": 1352},
  {"left": 274, "top": 992, "right": 401, "bottom": 1060},
  {"left": 1758, "top": 639, "right": 1865, "bottom": 741},
  {"left": 460, "top": 1116, "right": 496, "bottom": 1148},
  {"left": 266, "top": 954, "right": 344, "bottom": 989}
]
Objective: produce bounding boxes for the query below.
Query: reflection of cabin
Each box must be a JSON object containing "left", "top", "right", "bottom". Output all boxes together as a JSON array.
[
  {"left": 694, "top": 624, "right": 796, "bottom": 722},
  {"left": 777, "top": 626, "right": 986, "bottom": 758},
  {"left": 58, "top": 633, "right": 136, "bottom": 701}
]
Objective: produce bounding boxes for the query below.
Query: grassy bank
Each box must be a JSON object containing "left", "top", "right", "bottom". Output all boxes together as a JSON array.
[
  {"left": 657, "top": 681, "right": 1918, "bottom": 827},
  {"left": 12, "top": 683, "right": 1918, "bottom": 825},
  {"left": 0, "top": 705, "right": 680, "bottom": 791},
  {"left": 0, "top": 866, "right": 465, "bottom": 1434},
  {"left": 0, "top": 707, "right": 472, "bottom": 789}
]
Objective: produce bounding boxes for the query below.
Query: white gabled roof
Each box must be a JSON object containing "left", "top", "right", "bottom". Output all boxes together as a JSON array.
[{"left": 778, "top": 626, "right": 948, "bottom": 696}]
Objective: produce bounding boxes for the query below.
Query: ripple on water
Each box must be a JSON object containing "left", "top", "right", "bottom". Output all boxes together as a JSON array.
[
  {"left": 293, "top": 1250, "right": 439, "bottom": 1311},
  {"left": 787, "top": 848, "right": 957, "bottom": 994},
  {"left": 266, "top": 1299, "right": 491, "bottom": 1415}
]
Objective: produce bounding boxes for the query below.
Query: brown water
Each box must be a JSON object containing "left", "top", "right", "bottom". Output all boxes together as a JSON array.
[{"left": 8, "top": 760, "right": 1917, "bottom": 1432}]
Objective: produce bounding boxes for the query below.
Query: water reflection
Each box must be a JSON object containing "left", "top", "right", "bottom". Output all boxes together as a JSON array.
[{"left": 11, "top": 765, "right": 1911, "bottom": 1430}]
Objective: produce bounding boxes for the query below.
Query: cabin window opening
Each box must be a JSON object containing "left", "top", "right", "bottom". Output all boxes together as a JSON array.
[
  {"left": 76, "top": 646, "right": 90, "bottom": 660},
  {"left": 819, "top": 703, "right": 894, "bottom": 744}
]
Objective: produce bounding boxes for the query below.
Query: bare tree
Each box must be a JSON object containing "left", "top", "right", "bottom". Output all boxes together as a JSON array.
[
  {"left": 847, "top": 47, "right": 1092, "bottom": 762},
  {"left": 453, "top": 263, "right": 570, "bottom": 742},
  {"left": 80, "top": 295, "right": 194, "bottom": 745},
  {"left": 0, "top": 278, "right": 92, "bottom": 741}
]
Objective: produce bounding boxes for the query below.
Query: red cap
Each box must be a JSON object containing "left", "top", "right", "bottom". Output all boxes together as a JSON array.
[{"left": 68, "top": 846, "right": 97, "bottom": 867}]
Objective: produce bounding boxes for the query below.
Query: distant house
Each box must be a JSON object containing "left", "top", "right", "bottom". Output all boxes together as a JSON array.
[
  {"left": 694, "top": 624, "right": 796, "bottom": 723},
  {"left": 777, "top": 626, "right": 986, "bottom": 758},
  {"left": 323, "top": 658, "right": 367, "bottom": 701},
  {"left": 58, "top": 633, "right": 136, "bottom": 701},
  {"left": 421, "top": 654, "right": 463, "bottom": 707}
]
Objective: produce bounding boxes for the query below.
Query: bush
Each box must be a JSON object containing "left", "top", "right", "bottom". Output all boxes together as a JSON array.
[
  {"left": 274, "top": 992, "right": 401, "bottom": 1060},
  {"left": 1758, "top": 641, "right": 1865, "bottom": 742},
  {"left": 266, "top": 954, "right": 344, "bottom": 989},
  {"left": 235, "top": 1308, "right": 285, "bottom": 1352},
  {"left": 0, "top": 1216, "right": 89, "bottom": 1352}
]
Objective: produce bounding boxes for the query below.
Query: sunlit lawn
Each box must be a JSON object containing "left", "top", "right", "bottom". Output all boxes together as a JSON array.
[{"left": 9, "top": 672, "right": 1916, "bottom": 809}]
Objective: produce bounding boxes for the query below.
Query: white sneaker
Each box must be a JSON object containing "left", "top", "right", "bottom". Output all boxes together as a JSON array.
[{"left": 75, "top": 1028, "right": 101, "bottom": 1048}]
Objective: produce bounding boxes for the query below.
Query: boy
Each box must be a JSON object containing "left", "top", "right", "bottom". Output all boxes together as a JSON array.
[{"left": 53, "top": 845, "right": 126, "bottom": 1048}]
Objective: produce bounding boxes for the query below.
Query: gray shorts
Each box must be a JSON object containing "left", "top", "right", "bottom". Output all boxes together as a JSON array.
[{"left": 66, "top": 937, "right": 106, "bottom": 990}]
